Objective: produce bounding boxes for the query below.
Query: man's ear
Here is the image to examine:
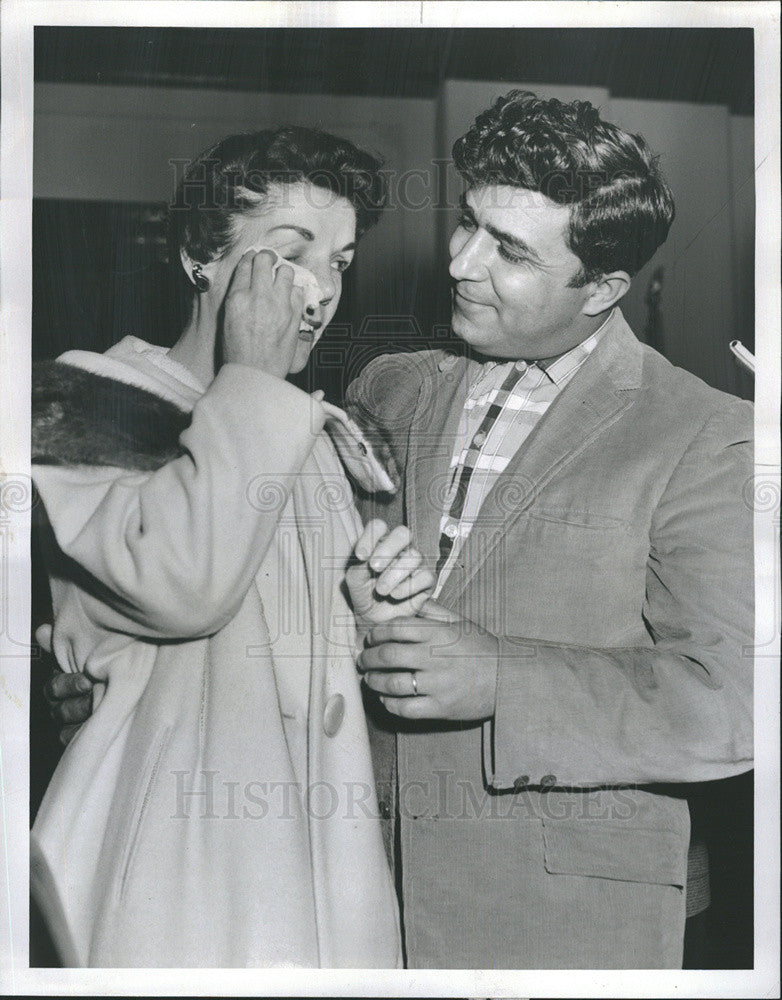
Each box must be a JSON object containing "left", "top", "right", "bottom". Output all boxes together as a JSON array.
[{"left": 582, "top": 271, "right": 631, "bottom": 316}]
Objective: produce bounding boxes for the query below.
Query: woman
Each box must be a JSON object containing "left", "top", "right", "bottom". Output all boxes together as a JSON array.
[{"left": 31, "top": 127, "right": 429, "bottom": 968}]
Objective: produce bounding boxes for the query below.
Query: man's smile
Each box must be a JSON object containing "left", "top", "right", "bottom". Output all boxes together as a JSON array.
[{"left": 454, "top": 287, "right": 491, "bottom": 307}]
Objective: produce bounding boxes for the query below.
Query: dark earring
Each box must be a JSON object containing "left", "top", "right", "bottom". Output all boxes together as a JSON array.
[{"left": 192, "top": 263, "right": 210, "bottom": 292}]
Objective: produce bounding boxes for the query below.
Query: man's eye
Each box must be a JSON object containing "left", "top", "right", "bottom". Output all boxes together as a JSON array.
[
  {"left": 332, "top": 258, "right": 351, "bottom": 272},
  {"left": 497, "top": 245, "right": 528, "bottom": 265}
]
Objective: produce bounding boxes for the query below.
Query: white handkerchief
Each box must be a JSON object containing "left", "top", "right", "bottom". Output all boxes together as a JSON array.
[
  {"left": 247, "top": 246, "right": 321, "bottom": 314},
  {"left": 321, "top": 400, "right": 397, "bottom": 495}
]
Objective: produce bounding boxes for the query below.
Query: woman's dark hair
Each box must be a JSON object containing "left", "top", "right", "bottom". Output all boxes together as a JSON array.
[
  {"left": 168, "top": 125, "right": 387, "bottom": 268},
  {"left": 452, "top": 90, "right": 675, "bottom": 284}
]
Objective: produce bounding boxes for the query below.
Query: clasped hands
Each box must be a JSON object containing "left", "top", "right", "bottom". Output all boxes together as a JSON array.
[
  {"left": 43, "top": 519, "right": 499, "bottom": 743},
  {"left": 348, "top": 520, "right": 499, "bottom": 722}
]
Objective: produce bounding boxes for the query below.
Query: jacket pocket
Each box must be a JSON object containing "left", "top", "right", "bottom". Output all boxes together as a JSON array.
[
  {"left": 118, "top": 725, "right": 173, "bottom": 901},
  {"left": 542, "top": 818, "right": 687, "bottom": 887}
]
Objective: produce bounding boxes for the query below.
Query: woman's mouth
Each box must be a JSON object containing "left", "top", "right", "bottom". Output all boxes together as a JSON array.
[{"left": 298, "top": 321, "right": 319, "bottom": 342}]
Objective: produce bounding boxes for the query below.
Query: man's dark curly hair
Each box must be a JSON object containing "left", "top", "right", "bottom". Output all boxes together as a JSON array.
[
  {"left": 452, "top": 91, "right": 675, "bottom": 285},
  {"left": 169, "top": 125, "right": 387, "bottom": 268}
]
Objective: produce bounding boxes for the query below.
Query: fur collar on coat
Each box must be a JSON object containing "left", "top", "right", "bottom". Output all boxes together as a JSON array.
[
  {"left": 32, "top": 360, "right": 190, "bottom": 471},
  {"left": 32, "top": 359, "right": 399, "bottom": 493}
]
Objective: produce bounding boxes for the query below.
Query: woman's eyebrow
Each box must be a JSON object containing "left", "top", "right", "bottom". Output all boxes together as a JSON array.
[
  {"left": 268, "top": 224, "right": 315, "bottom": 240},
  {"left": 266, "top": 226, "right": 355, "bottom": 253}
]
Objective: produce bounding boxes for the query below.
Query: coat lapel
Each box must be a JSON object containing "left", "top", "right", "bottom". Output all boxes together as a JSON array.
[
  {"left": 406, "top": 354, "right": 471, "bottom": 565},
  {"left": 437, "top": 313, "right": 645, "bottom": 608}
]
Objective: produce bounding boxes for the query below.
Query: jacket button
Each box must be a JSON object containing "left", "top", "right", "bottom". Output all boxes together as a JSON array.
[
  {"left": 323, "top": 693, "right": 345, "bottom": 737},
  {"left": 379, "top": 800, "right": 391, "bottom": 820},
  {"left": 540, "top": 774, "right": 557, "bottom": 787},
  {"left": 438, "top": 354, "right": 458, "bottom": 372},
  {"left": 513, "top": 775, "right": 530, "bottom": 791}
]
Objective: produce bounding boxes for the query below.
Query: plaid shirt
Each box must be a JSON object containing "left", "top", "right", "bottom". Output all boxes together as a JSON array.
[{"left": 434, "top": 317, "right": 610, "bottom": 595}]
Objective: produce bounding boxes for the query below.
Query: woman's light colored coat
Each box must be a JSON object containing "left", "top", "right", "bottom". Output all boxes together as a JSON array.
[{"left": 31, "top": 338, "right": 401, "bottom": 968}]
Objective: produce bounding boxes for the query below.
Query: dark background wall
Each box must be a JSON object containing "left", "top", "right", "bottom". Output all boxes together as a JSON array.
[
  {"left": 33, "top": 27, "right": 755, "bottom": 398},
  {"left": 30, "top": 26, "right": 755, "bottom": 968}
]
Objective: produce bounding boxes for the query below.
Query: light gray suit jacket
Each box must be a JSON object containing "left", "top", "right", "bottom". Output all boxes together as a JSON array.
[{"left": 346, "top": 309, "right": 753, "bottom": 968}]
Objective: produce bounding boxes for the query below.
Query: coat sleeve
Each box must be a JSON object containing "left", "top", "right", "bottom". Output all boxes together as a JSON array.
[
  {"left": 33, "top": 364, "right": 326, "bottom": 639},
  {"left": 343, "top": 355, "right": 416, "bottom": 529},
  {"left": 486, "top": 401, "right": 754, "bottom": 787}
]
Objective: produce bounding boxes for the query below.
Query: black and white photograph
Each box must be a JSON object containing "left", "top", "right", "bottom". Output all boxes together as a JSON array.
[{"left": 1, "top": 2, "right": 779, "bottom": 996}]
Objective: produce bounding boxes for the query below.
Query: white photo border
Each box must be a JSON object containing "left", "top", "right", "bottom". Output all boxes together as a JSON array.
[{"left": 1, "top": 2, "right": 779, "bottom": 996}]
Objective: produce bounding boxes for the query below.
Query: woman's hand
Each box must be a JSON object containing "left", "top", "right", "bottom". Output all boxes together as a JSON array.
[
  {"left": 346, "top": 520, "right": 436, "bottom": 628},
  {"left": 222, "top": 249, "right": 306, "bottom": 379}
]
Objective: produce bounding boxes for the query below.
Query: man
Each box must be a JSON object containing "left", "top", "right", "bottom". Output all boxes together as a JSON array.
[
  {"left": 46, "top": 91, "right": 753, "bottom": 969},
  {"left": 344, "top": 91, "right": 753, "bottom": 969}
]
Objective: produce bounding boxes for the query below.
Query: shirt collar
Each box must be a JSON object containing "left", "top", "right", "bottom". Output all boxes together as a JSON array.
[{"left": 524, "top": 308, "right": 615, "bottom": 385}]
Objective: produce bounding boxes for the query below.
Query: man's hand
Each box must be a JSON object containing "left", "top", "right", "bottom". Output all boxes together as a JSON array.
[
  {"left": 346, "top": 520, "right": 435, "bottom": 627},
  {"left": 358, "top": 601, "right": 499, "bottom": 721},
  {"left": 222, "top": 249, "right": 305, "bottom": 379},
  {"left": 37, "top": 624, "right": 94, "bottom": 746}
]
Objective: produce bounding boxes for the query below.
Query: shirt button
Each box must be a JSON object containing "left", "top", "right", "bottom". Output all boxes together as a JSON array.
[
  {"left": 540, "top": 774, "right": 557, "bottom": 787},
  {"left": 473, "top": 431, "right": 487, "bottom": 447},
  {"left": 444, "top": 523, "right": 458, "bottom": 539},
  {"left": 515, "top": 360, "right": 527, "bottom": 372},
  {"left": 323, "top": 693, "right": 345, "bottom": 737}
]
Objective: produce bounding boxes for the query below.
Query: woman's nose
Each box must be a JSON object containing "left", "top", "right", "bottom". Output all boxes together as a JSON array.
[
  {"left": 305, "top": 265, "right": 337, "bottom": 316},
  {"left": 449, "top": 229, "right": 488, "bottom": 282}
]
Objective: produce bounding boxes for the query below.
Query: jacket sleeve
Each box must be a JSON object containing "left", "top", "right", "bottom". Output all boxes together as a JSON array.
[
  {"left": 33, "top": 364, "right": 326, "bottom": 639},
  {"left": 486, "top": 402, "right": 754, "bottom": 787}
]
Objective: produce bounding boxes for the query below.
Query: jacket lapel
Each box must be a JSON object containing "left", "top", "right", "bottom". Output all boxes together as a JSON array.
[
  {"left": 437, "top": 312, "right": 645, "bottom": 607},
  {"left": 406, "top": 354, "right": 471, "bottom": 565}
]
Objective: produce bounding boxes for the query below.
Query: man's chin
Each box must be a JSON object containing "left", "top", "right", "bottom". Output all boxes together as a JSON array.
[
  {"left": 451, "top": 314, "right": 495, "bottom": 350},
  {"left": 450, "top": 312, "right": 473, "bottom": 342}
]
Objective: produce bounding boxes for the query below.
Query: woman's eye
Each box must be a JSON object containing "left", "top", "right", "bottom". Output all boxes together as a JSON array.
[{"left": 458, "top": 214, "right": 477, "bottom": 232}]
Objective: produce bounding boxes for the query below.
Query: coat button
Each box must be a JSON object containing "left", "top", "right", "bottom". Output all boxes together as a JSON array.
[
  {"left": 540, "top": 774, "right": 557, "bottom": 787},
  {"left": 323, "top": 693, "right": 345, "bottom": 737},
  {"left": 513, "top": 775, "right": 530, "bottom": 791},
  {"left": 379, "top": 800, "right": 391, "bottom": 820}
]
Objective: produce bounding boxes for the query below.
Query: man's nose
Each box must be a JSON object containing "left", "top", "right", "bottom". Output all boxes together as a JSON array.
[{"left": 449, "top": 230, "right": 489, "bottom": 282}]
